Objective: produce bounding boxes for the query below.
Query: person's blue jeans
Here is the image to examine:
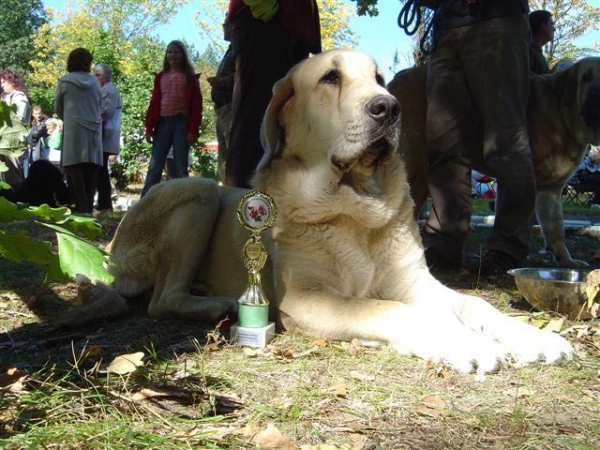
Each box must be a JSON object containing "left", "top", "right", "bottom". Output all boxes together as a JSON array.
[{"left": 141, "top": 114, "right": 190, "bottom": 197}]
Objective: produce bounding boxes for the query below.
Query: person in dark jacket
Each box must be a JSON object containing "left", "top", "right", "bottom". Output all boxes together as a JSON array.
[
  {"left": 423, "top": 0, "right": 534, "bottom": 276},
  {"left": 224, "top": 0, "right": 321, "bottom": 188},
  {"left": 207, "top": 18, "right": 235, "bottom": 183},
  {"left": 28, "top": 105, "right": 49, "bottom": 162},
  {"left": 529, "top": 10, "right": 554, "bottom": 75}
]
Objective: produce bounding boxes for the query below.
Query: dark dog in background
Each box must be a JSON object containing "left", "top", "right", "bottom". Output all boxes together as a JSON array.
[{"left": 1, "top": 160, "right": 71, "bottom": 208}]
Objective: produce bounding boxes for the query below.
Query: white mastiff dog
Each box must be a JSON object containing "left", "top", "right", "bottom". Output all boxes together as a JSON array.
[{"left": 62, "top": 50, "right": 572, "bottom": 373}]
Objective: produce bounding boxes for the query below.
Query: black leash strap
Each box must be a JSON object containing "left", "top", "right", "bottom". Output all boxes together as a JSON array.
[{"left": 397, "top": 0, "right": 436, "bottom": 55}]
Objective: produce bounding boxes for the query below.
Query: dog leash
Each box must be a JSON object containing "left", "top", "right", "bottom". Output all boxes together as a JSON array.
[{"left": 397, "top": 0, "right": 437, "bottom": 56}]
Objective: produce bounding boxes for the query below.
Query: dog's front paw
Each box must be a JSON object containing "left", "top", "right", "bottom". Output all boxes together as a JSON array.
[
  {"left": 390, "top": 315, "right": 509, "bottom": 373},
  {"left": 497, "top": 322, "right": 573, "bottom": 366}
]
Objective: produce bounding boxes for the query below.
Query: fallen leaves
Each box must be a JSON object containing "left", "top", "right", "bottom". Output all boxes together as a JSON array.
[
  {"left": 415, "top": 394, "right": 450, "bottom": 418},
  {"left": 105, "top": 351, "right": 145, "bottom": 375}
]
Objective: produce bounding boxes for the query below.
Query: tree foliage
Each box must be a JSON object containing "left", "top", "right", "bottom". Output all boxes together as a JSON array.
[
  {"left": 29, "top": 0, "right": 186, "bottom": 89},
  {"left": 0, "top": 0, "right": 47, "bottom": 74}
]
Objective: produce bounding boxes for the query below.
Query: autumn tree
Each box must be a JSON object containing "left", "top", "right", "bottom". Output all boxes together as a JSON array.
[
  {"left": 0, "top": 0, "right": 47, "bottom": 74},
  {"left": 30, "top": 0, "right": 189, "bottom": 88}
]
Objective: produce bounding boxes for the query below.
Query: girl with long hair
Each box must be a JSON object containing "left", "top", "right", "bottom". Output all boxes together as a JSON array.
[{"left": 141, "top": 40, "right": 203, "bottom": 197}]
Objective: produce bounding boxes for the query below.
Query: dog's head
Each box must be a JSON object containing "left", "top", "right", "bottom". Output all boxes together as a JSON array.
[
  {"left": 554, "top": 57, "right": 600, "bottom": 127},
  {"left": 258, "top": 49, "right": 400, "bottom": 177}
]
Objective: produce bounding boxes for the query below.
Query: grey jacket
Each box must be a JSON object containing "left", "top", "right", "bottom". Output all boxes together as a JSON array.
[
  {"left": 100, "top": 81, "right": 122, "bottom": 155},
  {"left": 54, "top": 72, "right": 103, "bottom": 167}
]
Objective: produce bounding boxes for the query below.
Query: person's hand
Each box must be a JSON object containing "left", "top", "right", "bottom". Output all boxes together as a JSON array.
[
  {"left": 108, "top": 154, "right": 118, "bottom": 163},
  {"left": 145, "top": 134, "right": 153, "bottom": 144},
  {"left": 186, "top": 133, "right": 197, "bottom": 146}
]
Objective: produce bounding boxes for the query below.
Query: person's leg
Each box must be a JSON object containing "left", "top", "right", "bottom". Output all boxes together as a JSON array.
[
  {"left": 423, "top": 28, "right": 474, "bottom": 268},
  {"left": 172, "top": 115, "right": 190, "bottom": 179},
  {"left": 215, "top": 103, "right": 233, "bottom": 183},
  {"left": 65, "top": 164, "right": 93, "bottom": 214},
  {"left": 96, "top": 152, "right": 113, "bottom": 210},
  {"left": 141, "top": 118, "right": 174, "bottom": 197},
  {"left": 83, "top": 163, "right": 99, "bottom": 213},
  {"left": 462, "top": 15, "right": 534, "bottom": 268}
]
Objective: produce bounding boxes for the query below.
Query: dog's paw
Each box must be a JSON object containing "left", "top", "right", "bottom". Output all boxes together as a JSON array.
[
  {"left": 391, "top": 319, "right": 508, "bottom": 373},
  {"left": 496, "top": 323, "right": 573, "bottom": 366}
]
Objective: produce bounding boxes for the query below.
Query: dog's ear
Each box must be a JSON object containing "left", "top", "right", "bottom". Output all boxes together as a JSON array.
[
  {"left": 257, "top": 72, "right": 295, "bottom": 170},
  {"left": 552, "top": 61, "right": 579, "bottom": 106}
]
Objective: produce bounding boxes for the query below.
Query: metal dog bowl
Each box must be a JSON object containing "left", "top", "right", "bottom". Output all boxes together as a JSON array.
[{"left": 508, "top": 268, "right": 598, "bottom": 320}]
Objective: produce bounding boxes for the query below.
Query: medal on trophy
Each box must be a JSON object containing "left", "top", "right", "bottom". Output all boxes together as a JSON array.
[{"left": 233, "top": 190, "right": 277, "bottom": 343}]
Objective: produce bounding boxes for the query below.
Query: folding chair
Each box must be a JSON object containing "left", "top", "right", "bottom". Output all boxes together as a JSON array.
[
  {"left": 562, "top": 182, "right": 594, "bottom": 207},
  {"left": 474, "top": 175, "right": 497, "bottom": 199}
]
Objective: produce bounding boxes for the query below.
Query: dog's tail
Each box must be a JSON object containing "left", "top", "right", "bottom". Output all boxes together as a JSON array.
[{"left": 54, "top": 275, "right": 130, "bottom": 328}]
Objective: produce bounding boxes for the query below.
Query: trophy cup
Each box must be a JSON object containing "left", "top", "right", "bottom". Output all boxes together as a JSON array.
[{"left": 230, "top": 190, "right": 277, "bottom": 347}]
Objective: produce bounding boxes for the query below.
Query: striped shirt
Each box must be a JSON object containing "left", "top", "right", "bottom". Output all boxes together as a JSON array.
[{"left": 160, "top": 71, "right": 189, "bottom": 117}]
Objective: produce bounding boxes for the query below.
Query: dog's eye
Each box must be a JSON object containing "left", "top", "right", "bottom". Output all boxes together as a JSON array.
[
  {"left": 375, "top": 73, "right": 385, "bottom": 87},
  {"left": 321, "top": 70, "right": 341, "bottom": 84}
]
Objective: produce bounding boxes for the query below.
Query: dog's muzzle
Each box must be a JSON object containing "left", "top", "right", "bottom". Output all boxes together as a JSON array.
[{"left": 331, "top": 95, "right": 400, "bottom": 174}]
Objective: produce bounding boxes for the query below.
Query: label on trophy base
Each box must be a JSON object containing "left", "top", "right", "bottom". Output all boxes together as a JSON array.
[
  {"left": 231, "top": 322, "right": 276, "bottom": 348},
  {"left": 238, "top": 303, "right": 269, "bottom": 328}
]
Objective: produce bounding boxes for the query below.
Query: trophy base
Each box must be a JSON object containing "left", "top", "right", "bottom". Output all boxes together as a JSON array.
[{"left": 230, "top": 322, "right": 276, "bottom": 348}]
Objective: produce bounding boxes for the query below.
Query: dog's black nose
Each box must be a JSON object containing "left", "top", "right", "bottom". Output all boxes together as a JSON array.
[{"left": 366, "top": 95, "right": 400, "bottom": 124}]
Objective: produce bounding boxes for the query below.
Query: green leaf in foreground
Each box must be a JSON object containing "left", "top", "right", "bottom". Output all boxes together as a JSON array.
[
  {"left": 55, "top": 228, "right": 114, "bottom": 284},
  {"left": 0, "top": 229, "right": 65, "bottom": 280}
]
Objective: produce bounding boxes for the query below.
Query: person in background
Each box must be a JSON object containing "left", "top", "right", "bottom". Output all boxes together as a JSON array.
[
  {"left": 423, "top": 0, "right": 534, "bottom": 276},
  {"left": 224, "top": 0, "right": 321, "bottom": 188},
  {"left": 207, "top": 18, "right": 235, "bottom": 183},
  {"left": 141, "top": 40, "right": 202, "bottom": 197},
  {"left": 529, "top": 10, "right": 554, "bottom": 75},
  {"left": 1, "top": 69, "right": 31, "bottom": 183},
  {"left": 28, "top": 105, "right": 49, "bottom": 162},
  {"left": 54, "top": 47, "right": 103, "bottom": 214},
  {"left": 45, "top": 118, "right": 63, "bottom": 165},
  {"left": 568, "top": 145, "right": 600, "bottom": 208},
  {"left": 93, "top": 63, "right": 122, "bottom": 211}
]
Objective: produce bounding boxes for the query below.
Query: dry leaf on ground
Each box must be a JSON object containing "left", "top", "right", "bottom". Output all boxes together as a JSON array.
[
  {"left": 248, "top": 423, "right": 299, "bottom": 450},
  {"left": 105, "top": 351, "right": 144, "bottom": 375}
]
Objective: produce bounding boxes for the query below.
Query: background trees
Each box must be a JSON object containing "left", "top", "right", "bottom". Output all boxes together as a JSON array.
[
  {"left": 1, "top": 0, "right": 598, "bottom": 187},
  {"left": 0, "top": 0, "right": 47, "bottom": 74}
]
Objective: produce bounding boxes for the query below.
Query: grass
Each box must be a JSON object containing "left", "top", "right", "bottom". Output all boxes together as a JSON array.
[{"left": 1, "top": 194, "right": 599, "bottom": 449}]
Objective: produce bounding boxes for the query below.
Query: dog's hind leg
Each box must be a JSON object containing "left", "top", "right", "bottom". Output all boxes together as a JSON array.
[
  {"left": 54, "top": 275, "right": 130, "bottom": 328},
  {"left": 536, "top": 188, "right": 588, "bottom": 268},
  {"left": 146, "top": 197, "right": 238, "bottom": 322}
]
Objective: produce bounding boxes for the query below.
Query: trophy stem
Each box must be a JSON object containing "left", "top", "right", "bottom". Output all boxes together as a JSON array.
[{"left": 238, "top": 270, "right": 269, "bottom": 328}]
